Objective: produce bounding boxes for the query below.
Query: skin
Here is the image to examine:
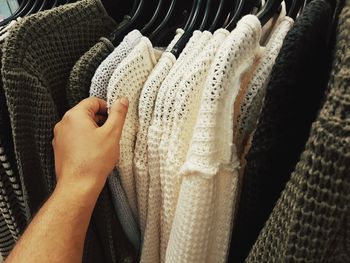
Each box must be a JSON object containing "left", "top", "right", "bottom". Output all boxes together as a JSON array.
[{"left": 5, "top": 97, "right": 129, "bottom": 263}]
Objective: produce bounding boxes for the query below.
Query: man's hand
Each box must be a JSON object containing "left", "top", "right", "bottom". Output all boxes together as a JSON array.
[
  {"left": 52, "top": 97, "right": 129, "bottom": 197},
  {"left": 6, "top": 97, "right": 129, "bottom": 263}
]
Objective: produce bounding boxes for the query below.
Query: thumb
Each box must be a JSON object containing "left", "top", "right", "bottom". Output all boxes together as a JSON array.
[{"left": 102, "top": 97, "right": 129, "bottom": 139}]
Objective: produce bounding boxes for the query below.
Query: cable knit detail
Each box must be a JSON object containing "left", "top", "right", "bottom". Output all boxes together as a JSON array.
[
  {"left": 134, "top": 29, "right": 184, "bottom": 238},
  {"left": 107, "top": 37, "right": 161, "bottom": 221},
  {"left": 176, "top": 15, "right": 262, "bottom": 263},
  {"left": 163, "top": 29, "right": 229, "bottom": 263},
  {"left": 246, "top": 1, "right": 350, "bottom": 261},
  {"left": 67, "top": 37, "right": 114, "bottom": 108},
  {"left": 90, "top": 30, "right": 142, "bottom": 99},
  {"left": 141, "top": 31, "right": 203, "bottom": 263}
]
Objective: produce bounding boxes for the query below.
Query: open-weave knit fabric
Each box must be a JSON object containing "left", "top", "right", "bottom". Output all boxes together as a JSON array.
[
  {"left": 133, "top": 29, "right": 184, "bottom": 238},
  {"left": 163, "top": 28, "right": 229, "bottom": 262},
  {"left": 1, "top": 0, "right": 116, "bottom": 212},
  {"left": 107, "top": 36, "right": 162, "bottom": 221},
  {"left": 246, "top": 1, "right": 350, "bottom": 260},
  {"left": 172, "top": 16, "right": 261, "bottom": 263},
  {"left": 157, "top": 31, "right": 213, "bottom": 263},
  {"left": 67, "top": 37, "right": 114, "bottom": 108},
  {"left": 141, "top": 31, "right": 203, "bottom": 263},
  {"left": 90, "top": 30, "right": 142, "bottom": 99},
  {"left": 228, "top": 1, "right": 335, "bottom": 262}
]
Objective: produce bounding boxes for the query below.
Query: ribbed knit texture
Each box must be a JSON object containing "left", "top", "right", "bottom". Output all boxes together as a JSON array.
[
  {"left": 141, "top": 31, "right": 203, "bottom": 263},
  {"left": 173, "top": 16, "right": 261, "bottom": 263},
  {"left": 107, "top": 37, "right": 162, "bottom": 222},
  {"left": 246, "top": 0, "right": 350, "bottom": 260},
  {"left": 163, "top": 28, "right": 229, "bottom": 262},
  {"left": 134, "top": 29, "right": 184, "bottom": 238},
  {"left": 228, "top": 1, "right": 334, "bottom": 262},
  {"left": 67, "top": 37, "right": 114, "bottom": 108},
  {"left": 90, "top": 30, "right": 142, "bottom": 99}
]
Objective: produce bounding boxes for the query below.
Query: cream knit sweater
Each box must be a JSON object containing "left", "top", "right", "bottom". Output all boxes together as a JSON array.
[
  {"left": 107, "top": 37, "right": 162, "bottom": 219},
  {"left": 157, "top": 31, "right": 213, "bottom": 262},
  {"left": 90, "top": 30, "right": 142, "bottom": 99},
  {"left": 170, "top": 15, "right": 262, "bottom": 263},
  {"left": 141, "top": 31, "right": 205, "bottom": 263},
  {"left": 134, "top": 29, "right": 184, "bottom": 237}
]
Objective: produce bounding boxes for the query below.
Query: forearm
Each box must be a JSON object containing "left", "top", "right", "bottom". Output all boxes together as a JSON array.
[{"left": 6, "top": 181, "right": 99, "bottom": 263}]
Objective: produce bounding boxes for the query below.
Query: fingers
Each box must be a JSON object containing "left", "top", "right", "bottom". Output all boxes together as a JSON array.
[
  {"left": 102, "top": 97, "right": 129, "bottom": 140},
  {"left": 77, "top": 97, "right": 108, "bottom": 116}
]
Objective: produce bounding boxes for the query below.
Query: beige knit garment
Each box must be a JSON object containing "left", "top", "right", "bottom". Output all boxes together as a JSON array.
[
  {"left": 158, "top": 31, "right": 213, "bottom": 263},
  {"left": 159, "top": 29, "right": 230, "bottom": 262},
  {"left": 141, "top": 31, "right": 206, "bottom": 263},
  {"left": 134, "top": 29, "right": 184, "bottom": 238},
  {"left": 107, "top": 37, "right": 162, "bottom": 219},
  {"left": 169, "top": 15, "right": 262, "bottom": 263}
]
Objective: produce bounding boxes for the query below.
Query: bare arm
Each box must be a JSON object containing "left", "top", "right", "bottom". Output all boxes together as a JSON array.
[{"left": 6, "top": 97, "right": 129, "bottom": 263}]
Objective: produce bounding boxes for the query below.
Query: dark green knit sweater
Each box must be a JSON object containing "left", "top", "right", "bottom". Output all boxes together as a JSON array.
[
  {"left": 246, "top": 0, "right": 350, "bottom": 261},
  {"left": 67, "top": 37, "right": 114, "bottom": 108}
]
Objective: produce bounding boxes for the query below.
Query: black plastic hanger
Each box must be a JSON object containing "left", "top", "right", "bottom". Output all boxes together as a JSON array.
[
  {"left": 171, "top": 0, "right": 203, "bottom": 58},
  {"left": 0, "top": 0, "right": 34, "bottom": 27},
  {"left": 287, "top": 0, "right": 304, "bottom": 19},
  {"left": 208, "top": 0, "right": 225, "bottom": 32},
  {"left": 225, "top": 0, "right": 244, "bottom": 31},
  {"left": 141, "top": 0, "right": 164, "bottom": 35},
  {"left": 199, "top": 0, "right": 212, "bottom": 30},
  {"left": 257, "top": 0, "right": 282, "bottom": 26}
]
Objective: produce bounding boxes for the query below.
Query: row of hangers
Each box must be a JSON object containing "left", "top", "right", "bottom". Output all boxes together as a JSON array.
[{"left": 2, "top": 0, "right": 325, "bottom": 57}]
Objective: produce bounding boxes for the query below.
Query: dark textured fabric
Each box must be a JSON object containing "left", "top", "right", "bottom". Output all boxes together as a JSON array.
[
  {"left": 246, "top": 0, "right": 350, "bottom": 260},
  {"left": 1, "top": 1, "right": 136, "bottom": 262},
  {"left": 67, "top": 37, "right": 114, "bottom": 108},
  {"left": 228, "top": 1, "right": 335, "bottom": 262}
]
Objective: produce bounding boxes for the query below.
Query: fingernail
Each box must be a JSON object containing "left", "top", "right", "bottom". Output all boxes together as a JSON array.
[{"left": 120, "top": 97, "right": 129, "bottom": 107}]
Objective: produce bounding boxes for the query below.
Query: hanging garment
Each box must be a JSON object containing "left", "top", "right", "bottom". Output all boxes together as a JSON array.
[
  {"left": 246, "top": 1, "right": 350, "bottom": 261},
  {"left": 0, "top": 202, "right": 15, "bottom": 258},
  {"left": 133, "top": 29, "right": 184, "bottom": 237},
  {"left": 168, "top": 15, "right": 262, "bottom": 263},
  {"left": 158, "top": 31, "right": 214, "bottom": 263},
  {"left": 90, "top": 30, "right": 143, "bottom": 100},
  {"left": 229, "top": 1, "right": 335, "bottom": 262},
  {"left": 163, "top": 28, "right": 229, "bottom": 262},
  {"left": 1, "top": 0, "right": 137, "bottom": 262},
  {"left": 141, "top": 30, "right": 205, "bottom": 263},
  {"left": 67, "top": 37, "right": 115, "bottom": 108},
  {"left": 107, "top": 36, "right": 163, "bottom": 221},
  {"left": 232, "top": 16, "right": 294, "bottom": 156}
]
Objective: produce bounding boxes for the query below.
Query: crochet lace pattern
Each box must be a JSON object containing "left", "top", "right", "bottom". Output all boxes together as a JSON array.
[
  {"left": 246, "top": 1, "right": 349, "bottom": 260},
  {"left": 174, "top": 15, "right": 262, "bottom": 263},
  {"left": 133, "top": 29, "right": 183, "bottom": 237},
  {"left": 141, "top": 31, "right": 203, "bottom": 263},
  {"left": 107, "top": 37, "right": 161, "bottom": 221},
  {"left": 90, "top": 30, "right": 142, "bottom": 99}
]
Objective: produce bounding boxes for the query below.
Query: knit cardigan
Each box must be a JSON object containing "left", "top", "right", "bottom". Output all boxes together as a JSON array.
[
  {"left": 246, "top": 0, "right": 350, "bottom": 260},
  {"left": 228, "top": 1, "right": 334, "bottom": 261}
]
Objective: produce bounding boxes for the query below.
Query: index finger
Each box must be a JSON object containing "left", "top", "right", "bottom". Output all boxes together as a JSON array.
[{"left": 76, "top": 97, "right": 108, "bottom": 116}]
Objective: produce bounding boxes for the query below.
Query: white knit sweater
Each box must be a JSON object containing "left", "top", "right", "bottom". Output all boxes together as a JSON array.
[
  {"left": 170, "top": 15, "right": 262, "bottom": 263},
  {"left": 234, "top": 16, "right": 294, "bottom": 152},
  {"left": 107, "top": 37, "right": 162, "bottom": 220},
  {"left": 134, "top": 29, "right": 184, "bottom": 237},
  {"left": 90, "top": 30, "right": 142, "bottom": 98},
  {"left": 158, "top": 31, "right": 213, "bottom": 262},
  {"left": 141, "top": 31, "right": 205, "bottom": 263}
]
